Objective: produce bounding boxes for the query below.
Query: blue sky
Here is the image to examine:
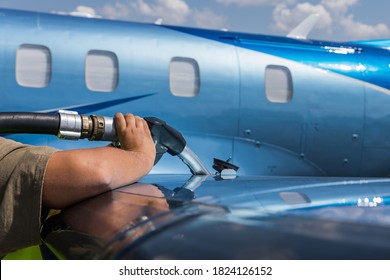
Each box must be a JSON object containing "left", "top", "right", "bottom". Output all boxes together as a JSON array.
[{"left": 0, "top": 0, "right": 389, "bottom": 41}]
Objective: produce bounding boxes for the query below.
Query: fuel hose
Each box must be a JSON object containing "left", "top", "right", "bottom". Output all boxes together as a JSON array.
[{"left": 0, "top": 112, "right": 60, "bottom": 135}]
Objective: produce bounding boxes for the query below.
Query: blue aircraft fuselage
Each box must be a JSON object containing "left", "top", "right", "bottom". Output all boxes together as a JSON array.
[{"left": 1, "top": 8, "right": 390, "bottom": 177}]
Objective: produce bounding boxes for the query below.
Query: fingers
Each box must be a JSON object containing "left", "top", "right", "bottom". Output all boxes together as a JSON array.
[
  {"left": 124, "top": 113, "right": 137, "bottom": 129},
  {"left": 143, "top": 119, "right": 151, "bottom": 135},
  {"left": 115, "top": 113, "right": 149, "bottom": 133},
  {"left": 114, "top": 112, "right": 126, "bottom": 135},
  {"left": 134, "top": 115, "right": 144, "bottom": 129},
  {"left": 114, "top": 113, "right": 155, "bottom": 165},
  {"left": 133, "top": 116, "right": 151, "bottom": 135}
]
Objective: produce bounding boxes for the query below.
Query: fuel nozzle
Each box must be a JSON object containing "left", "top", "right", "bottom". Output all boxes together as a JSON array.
[
  {"left": 143, "top": 117, "right": 209, "bottom": 175},
  {"left": 144, "top": 116, "right": 186, "bottom": 155}
]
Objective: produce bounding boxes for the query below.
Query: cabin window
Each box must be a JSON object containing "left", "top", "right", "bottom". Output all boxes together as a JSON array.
[
  {"left": 170, "top": 57, "right": 200, "bottom": 97},
  {"left": 265, "top": 65, "right": 292, "bottom": 103},
  {"left": 16, "top": 44, "right": 51, "bottom": 88},
  {"left": 85, "top": 50, "right": 118, "bottom": 92}
]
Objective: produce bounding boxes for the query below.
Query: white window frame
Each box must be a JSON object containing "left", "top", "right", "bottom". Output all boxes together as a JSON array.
[
  {"left": 169, "top": 57, "right": 200, "bottom": 97},
  {"left": 85, "top": 50, "right": 119, "bottom": 92},
  {"left": 265, "top": 65, "right": 293, "bottom": 103},
  {"left": 16, "top": 44, "right": 51, "bottom": 88}
]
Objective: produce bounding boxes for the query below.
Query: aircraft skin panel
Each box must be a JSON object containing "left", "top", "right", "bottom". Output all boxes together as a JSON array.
[
  {"left": 164, "top": 23, "right": 390, "bottom": 176},
  {"left": 166, "top": 25, "right": 390, "bottom": 91},
  {"left": 235, "top": 46, "right": 364, "bottom": 176},
  {"left": 351, "top": 39, "right": 390, "bottom": 49},
  {"left": 0, "top": 8, "right": 240, "bottom": 134}
]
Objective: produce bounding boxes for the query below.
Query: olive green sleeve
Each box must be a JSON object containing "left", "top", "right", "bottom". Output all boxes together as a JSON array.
[{"left": 0, "top": 137, "right": 58, "bottom": 256}]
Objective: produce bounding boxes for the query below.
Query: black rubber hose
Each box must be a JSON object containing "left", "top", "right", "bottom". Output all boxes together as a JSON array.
[{"left": 0, "top": 112, "right": 60, "bottom": 135}]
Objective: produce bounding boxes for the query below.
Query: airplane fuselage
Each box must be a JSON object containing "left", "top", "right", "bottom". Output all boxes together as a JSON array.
[{"left": 1, "top": 8, "right": 390, "bottom": 177}]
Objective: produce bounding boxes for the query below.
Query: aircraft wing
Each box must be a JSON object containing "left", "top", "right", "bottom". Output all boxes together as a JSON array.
[{"left": 41, "top": 174, "right": 390, "bottom": 259}]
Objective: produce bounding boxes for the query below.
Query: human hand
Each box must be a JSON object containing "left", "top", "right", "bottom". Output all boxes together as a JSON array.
[{"left": 114, "top": 113, "right": 156, "bottom": 165}]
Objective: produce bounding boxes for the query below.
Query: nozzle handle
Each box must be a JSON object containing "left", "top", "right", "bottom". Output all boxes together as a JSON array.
[{"left": 144, "top": 117, "right": 186, "bottom": 156}]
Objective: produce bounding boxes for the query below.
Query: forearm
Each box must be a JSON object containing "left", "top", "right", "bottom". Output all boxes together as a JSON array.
[
  {"left": 103, "top": 147, "right": 155, "bottom": 186},
  {"left": 42, "top": 146, "right": 154, "bottom": 209}
]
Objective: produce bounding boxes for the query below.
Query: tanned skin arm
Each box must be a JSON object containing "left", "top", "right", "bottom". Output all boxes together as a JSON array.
[{"left": 42, "top": 113, "right": 156, "bottom": 209}]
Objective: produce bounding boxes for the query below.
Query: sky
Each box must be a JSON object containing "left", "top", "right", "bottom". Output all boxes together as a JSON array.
[{"left": 0, "top": 0, "right": 389, "bottom": 41}]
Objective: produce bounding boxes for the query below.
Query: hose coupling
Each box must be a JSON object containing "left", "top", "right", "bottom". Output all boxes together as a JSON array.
[
  {"left": 58, "top": 110, "right": 117, "bottom": 141},
  {"left": 58, "top": 110, "right": 82, "bottom": 140}
]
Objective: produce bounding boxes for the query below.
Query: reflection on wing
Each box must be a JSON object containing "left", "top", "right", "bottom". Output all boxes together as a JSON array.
[{"left": 41, "top": 175, "right": 390, "bottom": 260}]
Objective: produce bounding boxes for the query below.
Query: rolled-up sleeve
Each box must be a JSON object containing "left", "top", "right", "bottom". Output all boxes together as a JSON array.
[{"left": 0, "top": 138, "right": 58, "bottom": 256}]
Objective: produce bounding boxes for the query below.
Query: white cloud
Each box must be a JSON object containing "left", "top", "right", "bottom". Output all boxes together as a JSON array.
[
  {"left": 321, "top": 0, "right": 358, "bottom": 16},
  {"left": 101, "top": 0, "right": 190, "bottom": 25},
  {"left": 320, "top": 0, "right": 389, "bottom": 39},
  {"left": 100, "top": 2, "right": 131, "bottom": 19},
  {"left": 271, "top": 0, "right": 389, "bottom": 40},
  {"left": 216, "top": 0, "right": 295, "bottom": 6},
  {"left": 339, "top": 15, "right": 389, "bottom": 40},
  {"left": 52, "top": 5, "right": 101, "bottom": 18},
  {"left": 192, "top": 9, "right": 227, "bottom": 29},
  {"left": 100, "top": 0, "right": 227, "bottom": 30},
  {"left": 135, "top": 0, "right": 190, "bottom": 24}
]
